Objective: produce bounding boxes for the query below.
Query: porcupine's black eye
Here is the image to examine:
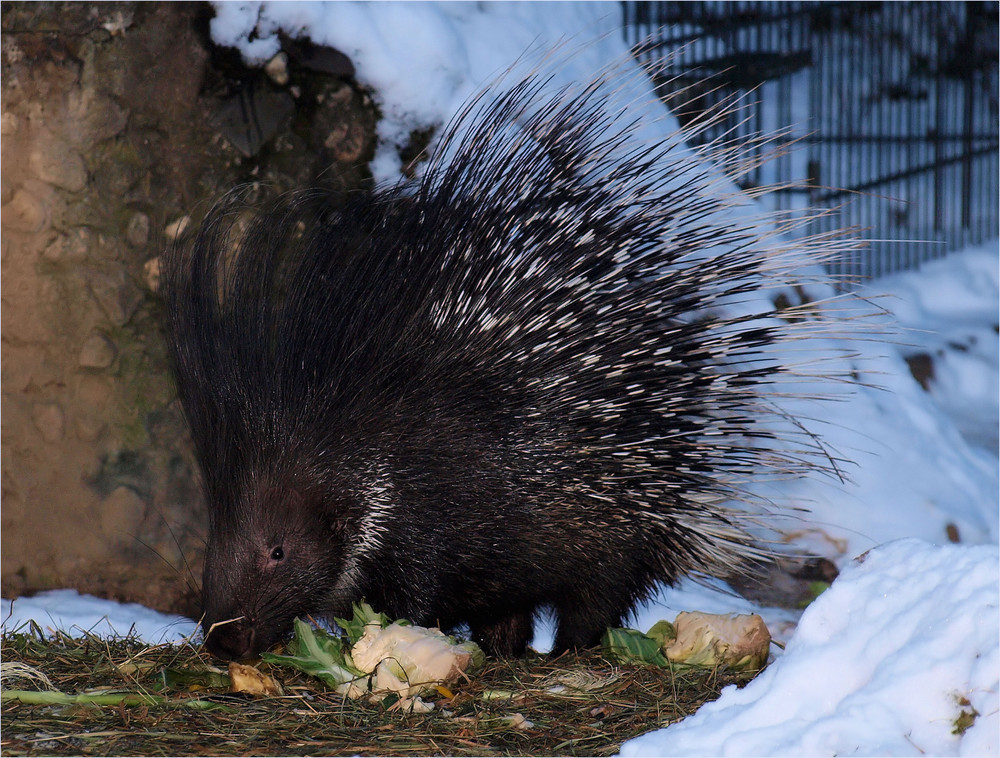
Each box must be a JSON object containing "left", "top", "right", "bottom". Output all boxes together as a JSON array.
[{"left": 270, "top": 546, "right": 284, "bottom": 562}]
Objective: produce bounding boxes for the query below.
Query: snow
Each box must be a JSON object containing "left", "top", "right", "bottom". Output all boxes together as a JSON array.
[
  {"left": 868, "top": 241, "right": 1000, "bottom": 453},
  {"left": 620, "top": 540, "right": 999, "bottom": 757},
  {"left": 4, "top": 3, "right": 997, "bottom": 756},
  {"left": 1, "top": 589, "right": 196, "bottom": 645}
]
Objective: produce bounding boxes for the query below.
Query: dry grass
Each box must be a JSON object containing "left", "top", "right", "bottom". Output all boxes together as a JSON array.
[{"left": 1, "top": 626, "right": 758, "bottom": 756}]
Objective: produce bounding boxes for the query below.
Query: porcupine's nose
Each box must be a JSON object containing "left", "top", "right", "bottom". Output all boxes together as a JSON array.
[{"left": 204, "top": 619, "right": 256, "bottom": 661}]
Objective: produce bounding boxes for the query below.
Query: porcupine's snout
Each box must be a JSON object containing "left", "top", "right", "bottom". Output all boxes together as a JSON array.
[
  {"left": 202, "top": 614, "right": 257, "bottom": 660},
  {"left": 199, "top": 538, "right": 267, "bottom": 660},
  {"left": 197, "top": 484, "right": 356, "bottom": 659}
]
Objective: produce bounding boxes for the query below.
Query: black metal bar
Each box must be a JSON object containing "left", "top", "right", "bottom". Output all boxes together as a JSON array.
[{"left": 962, "top": 2, "right": 975, "bottom": 230}]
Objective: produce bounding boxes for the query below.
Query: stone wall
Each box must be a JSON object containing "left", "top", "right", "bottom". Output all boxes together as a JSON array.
[{"left": 1, "top": 2, "right": 376, "bottom": 618}]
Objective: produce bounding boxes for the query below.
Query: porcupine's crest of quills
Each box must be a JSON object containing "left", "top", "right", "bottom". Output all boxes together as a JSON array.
[{"left": 162, "top": 57, "right": 859, "bottom": 661}]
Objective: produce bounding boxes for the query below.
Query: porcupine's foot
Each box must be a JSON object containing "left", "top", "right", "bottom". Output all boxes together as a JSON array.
[
  {"left": 550, "top": 602, "right": 627, "bottom": 656},
  {"left": 470, "top": 609, "right": 534, "bottom": 658}
]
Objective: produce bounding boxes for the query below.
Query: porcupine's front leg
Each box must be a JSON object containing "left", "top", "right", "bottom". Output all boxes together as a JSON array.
[
  {"left": 551, "top": 599, "right": 628, "bottom": 655},
  {"left": 469, "top": 609, "right": 534, "bottom": 658}
]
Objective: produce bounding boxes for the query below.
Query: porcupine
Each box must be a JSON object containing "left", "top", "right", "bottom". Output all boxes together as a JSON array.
[{"left": 162, "top": 60, "right": 850, "bottom": 661}]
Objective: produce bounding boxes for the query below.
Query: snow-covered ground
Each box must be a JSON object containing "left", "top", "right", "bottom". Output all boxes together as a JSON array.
[
  {"left": 1, "top": 589, "right": 196, "bottom": 646},
  {"left": 4, "top": 4, "right": 997, "bottom": 756},
  {"left": 622, "top": 539, "right": 999, "bottom": 757}
]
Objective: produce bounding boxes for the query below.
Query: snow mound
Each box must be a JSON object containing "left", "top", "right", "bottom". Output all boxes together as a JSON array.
[{"left": 619, "top": 539, "right": 999, "bottom": 757}]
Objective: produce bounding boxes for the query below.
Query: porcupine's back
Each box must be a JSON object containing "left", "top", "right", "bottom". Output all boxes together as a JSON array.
[{"left": 164, "top": 64, "right": 848, "bottom": 659}]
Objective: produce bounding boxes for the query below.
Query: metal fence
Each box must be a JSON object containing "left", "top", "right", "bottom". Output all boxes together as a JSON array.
[{"left": 622, "top": 1, "right": 999, "bottom": 285}]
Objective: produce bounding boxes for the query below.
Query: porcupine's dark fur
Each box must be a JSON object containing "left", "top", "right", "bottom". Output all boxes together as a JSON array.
[{"left": 163, "top": 63, "right": 847, "bottom": 660}]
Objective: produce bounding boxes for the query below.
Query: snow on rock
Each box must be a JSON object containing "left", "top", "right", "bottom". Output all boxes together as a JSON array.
[
  {"left": 210, "top": 1, "right": 626, "bottom": 183},
  {"left": 619, "top": 539, "right": 999, "bottom": 757}
]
